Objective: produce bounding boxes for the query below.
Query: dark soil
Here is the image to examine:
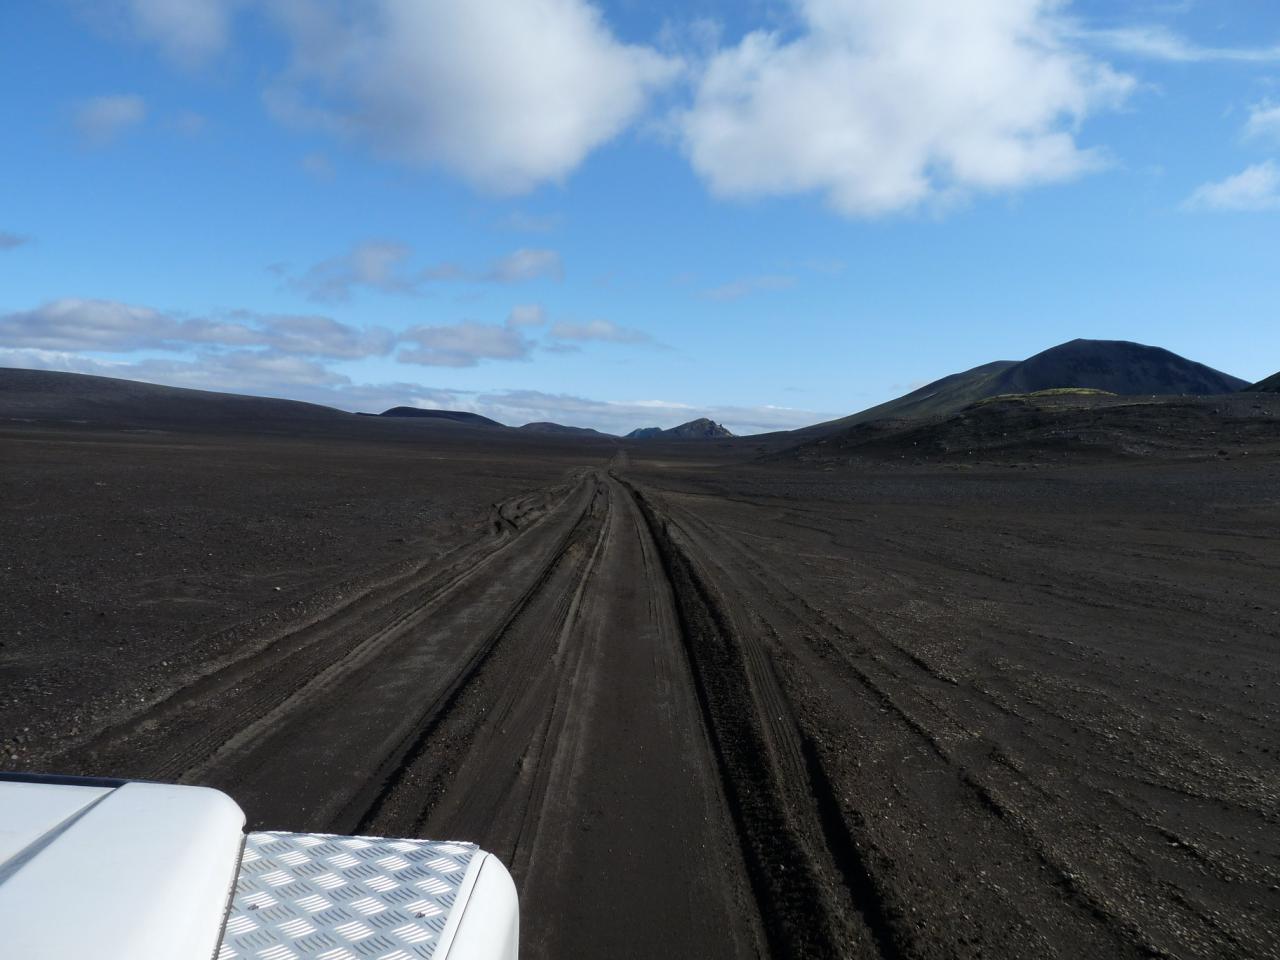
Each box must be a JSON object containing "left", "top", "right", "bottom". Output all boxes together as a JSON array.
[
  {"left": 783, "top": 392, "right": 1280, "bottom": 466},
  {"left": 2, "top": 409, "right": 1278, "bottom": 959}
]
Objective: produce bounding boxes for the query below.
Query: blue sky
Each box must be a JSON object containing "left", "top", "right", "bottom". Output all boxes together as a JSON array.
[{"left": 1, "top": 0, "right": 1278, "bottom": 434}]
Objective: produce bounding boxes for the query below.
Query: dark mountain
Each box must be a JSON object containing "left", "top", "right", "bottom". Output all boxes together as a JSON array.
[
  {"left": 0, "top": 367, "right": 348, "bottom": 428},
  {"left": 518, "top": 421, "right": 611, "bottom": 437},
  {"left": 379, "top": 406, "right": 504, "bottom": 427},
  {"left": 794, "top": 340, "right": 1246, "bottom": 439},
  {"left": 627, "top": 417, "right": 734, "bottom": 440},
  {"left": 988, "top": 339, "right": 1246, "bottom": 397},
  {"left": 1247, "top": 371, "right": 1280, "bottom": 393}
]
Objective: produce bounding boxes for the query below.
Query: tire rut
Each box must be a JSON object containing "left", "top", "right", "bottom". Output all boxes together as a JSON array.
[
  {"left": 51, "top": 482, "right": 578, "bottom": 783},
  {"left": 624, "top": 477, "right": 885, "bottom": 959}
]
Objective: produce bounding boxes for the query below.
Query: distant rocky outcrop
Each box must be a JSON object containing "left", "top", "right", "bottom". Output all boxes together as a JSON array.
[
  {"left": 626, "top": 417, "right": 734, "bottom": 440},
  {"left": 378, "top": 407, "right": 504, "bottom": 427}
]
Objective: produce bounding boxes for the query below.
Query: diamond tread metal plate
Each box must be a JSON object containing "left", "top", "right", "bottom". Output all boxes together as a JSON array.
[{"left": 216, "top": 831, "right": 478, "bottom": 960}]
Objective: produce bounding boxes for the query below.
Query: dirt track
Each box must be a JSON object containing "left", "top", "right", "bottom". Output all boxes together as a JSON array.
[{"left": 4, "top": 424, "right": 1280, "bottom": 959}]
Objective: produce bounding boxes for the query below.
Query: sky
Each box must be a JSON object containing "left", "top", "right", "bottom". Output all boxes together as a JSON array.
[{"left": 1, "top": 0, "right": 1278, "bottom": 435}]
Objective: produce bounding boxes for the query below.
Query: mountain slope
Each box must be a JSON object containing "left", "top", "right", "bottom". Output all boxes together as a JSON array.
[
  {"left": 0, "top": 367, "right": 349, "bottom": 428},
  {"left": 378, "top": 407, "right": 504, "bottom": 427},
  {"left": 1247, "top": 371, "right": 1280, "bottom": 393},
  {"left": 987, "top": 339, "right": 1247, "bottom": 397},
  {"left": 793, "top": 360, "right": 1018, "bottom": 437},
  {"left": 779, "top": 392, "right": 1280, "bottom": 465},
  {"left": 626, "top": 418, "right": 734, "bottom": 440}
]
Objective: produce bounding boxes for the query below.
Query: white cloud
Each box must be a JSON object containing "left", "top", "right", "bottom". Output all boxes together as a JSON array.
[
  {"left": 1, "top": 299, "right": 183, "bottom": 351},
  {"left": 126, "top": 0, "right": 238, "bottom": 63},
  {"left": 1077, "top": 25, "right": 1280, "bottom": 63},
  {"left": 74, "top": 94, "right": 147, "bottom": 145},
  {"left": 1184, "top": 161, "right": 1280, "bottom": 213},
  {"left": 1245, "top": 102, "right": 1280, "bottom": 145},
  {"left": 548, "top": 319, "right": 652, "bottom": 344},
  {"left": 284, "top": 243, "right": 562, "bottom": 300},
  {"left": 701, "top": 274, "right": 795, "bottom": 301},
  {"left": 0, "top": 298, "right": 393, "bottom": 357},
  {"left": 264, "top": 0, "right": 680, "bottom": 193},
  {"left": 0, "top": 347, "right": 345, "bottom": 392},
  {"left": 484, "top": 248, "right": 564, "bottom": 283},
  {"left": 226, "top": 310, "right": 395, "bottom": 357},
  {"left": 0, "top": 232, "right": 29, "bottom": 250},
  {"left": 397, "top": 321, "right": 535, "bottom": 367},
  {"left": 680, "top": 0, "right": 1134, "bottom": 217},
  {"left": 506, "top": 304, "right": 547, "bottom": 328},
  {"left": 289, "top": 241, "right": 417, "bottom": 302}
]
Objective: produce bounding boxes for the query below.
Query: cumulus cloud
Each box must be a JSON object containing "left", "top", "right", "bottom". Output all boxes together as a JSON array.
[
  {"left": 506, "top": 304, "right": 547, "bottom": 328},
  {"left": 700, "top": 274, "right": 795, "bottom": 301},
  {"left": 74, "top": 94, "right": 147, "bottom": 145},
  {"left": 0, "top": 298, "right": 393, "bottom": 357},
  {"left": 1245, "top": 102, "right": 1280, "bottom": 146},
  {"left": 484, "top": 248, "right": 564, "bottom": 283},
  {"left": 0, "top": 232, "right": 29, "bottom": 250},
  {"left": 1184, "top": 161, "right": 1280, "bottom": 213},
  {"left": 226, "top": 310, "right": 395, "bottom": 357},
  {"left": 263, "top": 0, "right": 679, "bottom": 193},
  {"left": 397, "top": 321, "right": 535, "bottom": 367},
  {"left": 0, "top": 296, "right": 660, "bottom": 373},
  {"left": 547, "top": 319, "right": 652, "bottom": 344},
  {"left": 679, "top": 0, "right": 1134, "bottom": 217}
]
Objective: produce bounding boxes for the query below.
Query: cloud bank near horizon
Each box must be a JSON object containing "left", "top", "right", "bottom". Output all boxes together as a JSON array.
[
  {"left": 0, "top": 294, "right": 799, "bottom": 433},
  {"left": 0, "top": 346, "right": 826, "bottom": 435}
]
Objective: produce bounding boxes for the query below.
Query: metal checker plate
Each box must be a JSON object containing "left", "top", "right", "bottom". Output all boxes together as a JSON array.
[{"left": 216, "top": 831, "right": 477, "bottom": 960}]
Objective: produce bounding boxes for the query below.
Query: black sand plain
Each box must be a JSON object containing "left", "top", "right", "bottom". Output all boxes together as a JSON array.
[{"left": 2, "top": 386, "right": 1279, "bottom": 959}]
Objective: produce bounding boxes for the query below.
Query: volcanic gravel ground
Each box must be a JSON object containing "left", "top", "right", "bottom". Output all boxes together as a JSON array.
[{"left": 3, "top": 422, "right": 1279, "bottom": 959}]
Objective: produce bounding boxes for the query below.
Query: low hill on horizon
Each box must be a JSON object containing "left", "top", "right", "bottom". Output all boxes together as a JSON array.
[
  {"left": 378, "top": 406, "right": 504, "bottom": 427},
  {"left": 626, "top": 417, "right": 734, "bottom": 440},
  {"left": 1247, "top": 372, "right": 1280, "bottom": 393},
  {"left": 518, "top": 421, "right": 612, "bottom": 437}
]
